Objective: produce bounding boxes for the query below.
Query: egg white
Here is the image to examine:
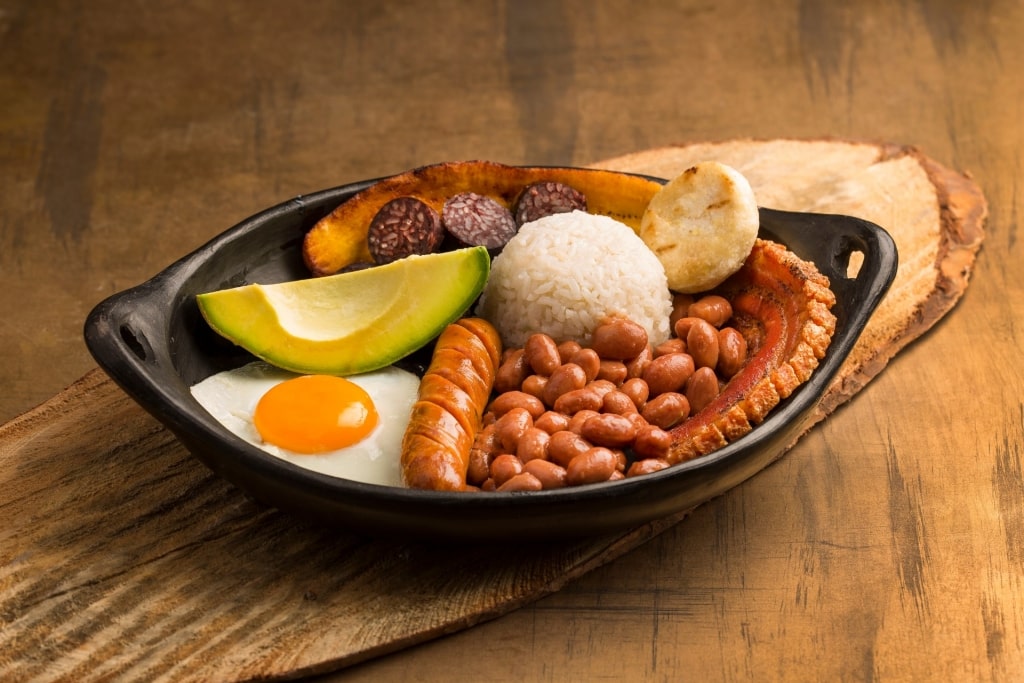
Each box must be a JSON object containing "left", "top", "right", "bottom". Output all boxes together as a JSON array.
[{"left": 190, "top": 361, "right": 420, "bottom": 487}]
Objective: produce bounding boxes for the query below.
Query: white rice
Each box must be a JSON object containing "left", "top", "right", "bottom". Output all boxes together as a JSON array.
[{"left": 475, "top": 210, "right": 673, "bottom": 348}]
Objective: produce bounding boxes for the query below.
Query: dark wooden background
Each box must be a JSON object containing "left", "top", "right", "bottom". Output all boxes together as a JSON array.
[{"left": 3, "top": 1, "right": 1021, "bottom": 681}]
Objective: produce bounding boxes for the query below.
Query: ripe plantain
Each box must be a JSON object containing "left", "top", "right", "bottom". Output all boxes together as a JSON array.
[{"left": 302, "top": 160, "right": 664, "bottom": 277}]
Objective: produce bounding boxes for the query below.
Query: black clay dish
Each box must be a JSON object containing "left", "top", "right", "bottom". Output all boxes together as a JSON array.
[{"left": 84, "top": 172, "right": 898, "bottom": 541}]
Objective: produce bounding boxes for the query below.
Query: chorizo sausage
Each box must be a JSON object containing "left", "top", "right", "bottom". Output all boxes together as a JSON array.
[{"left": 401, "top": 318, "right": 503, "bottom": 490}]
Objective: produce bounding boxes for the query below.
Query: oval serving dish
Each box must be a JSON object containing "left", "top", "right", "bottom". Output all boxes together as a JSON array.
[{"left": 84, "top": 169, "right": 897, "bottom": 541}]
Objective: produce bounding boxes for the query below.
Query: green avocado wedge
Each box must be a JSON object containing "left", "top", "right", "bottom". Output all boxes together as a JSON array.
[{"left": 196, "top": 247, "right": 490, "bottom": 376}]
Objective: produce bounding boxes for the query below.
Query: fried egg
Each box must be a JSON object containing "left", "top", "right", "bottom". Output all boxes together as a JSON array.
[{"left": 190, "top": 361, "right": 420, "bottom": 486}]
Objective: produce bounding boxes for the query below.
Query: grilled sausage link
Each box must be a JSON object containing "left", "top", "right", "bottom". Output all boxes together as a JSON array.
[{"left": 401, "top": 318, "right": 502, "bottom": 490}]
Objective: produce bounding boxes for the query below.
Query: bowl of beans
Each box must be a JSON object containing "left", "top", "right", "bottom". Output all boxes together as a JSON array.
[{"left": 468, "top": 308, "right": 757, "bottom": 492}]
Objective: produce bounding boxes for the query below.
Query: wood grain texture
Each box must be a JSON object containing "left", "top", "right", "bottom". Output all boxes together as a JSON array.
[
  {"left": 0, "top": 370, "right": 689, "bottom": 680},
  {"left": 0, "top": 141, "right": 983, "bottom": 681},
  {"left": 3, "top": 1, "right": 1022, "bottom": 681}
]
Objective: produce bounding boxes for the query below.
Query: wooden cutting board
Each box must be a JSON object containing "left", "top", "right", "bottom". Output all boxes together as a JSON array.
[{"left": 0, "top": 140, "right": 985, "bottom": 682}]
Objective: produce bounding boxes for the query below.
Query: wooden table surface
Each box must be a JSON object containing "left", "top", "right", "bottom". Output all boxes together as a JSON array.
[{"left": 3, "top": 1, "right": 1021, "bottom": 681}]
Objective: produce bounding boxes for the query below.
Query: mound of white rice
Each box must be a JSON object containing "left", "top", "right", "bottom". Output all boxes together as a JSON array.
[{"left": 476, "top": 210, "right": 673, "bottom": 348}]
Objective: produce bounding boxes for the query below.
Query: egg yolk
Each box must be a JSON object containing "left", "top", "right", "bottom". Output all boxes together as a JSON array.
[{"left": 253, "top": 374, "right": 378, "bottom": 454}]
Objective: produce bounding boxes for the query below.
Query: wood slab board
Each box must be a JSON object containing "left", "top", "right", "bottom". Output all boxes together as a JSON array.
[{"left": 0, "top": 139, "right": 985, "bottom": 682}]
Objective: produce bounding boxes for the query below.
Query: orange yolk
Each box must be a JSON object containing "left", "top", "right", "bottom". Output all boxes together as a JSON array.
[{"left": 253, "top": 374, "right": 378, "bottom": 454}]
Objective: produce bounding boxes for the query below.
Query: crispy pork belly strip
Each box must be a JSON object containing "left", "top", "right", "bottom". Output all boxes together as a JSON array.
[{"left": 667, "top": 239, "right": 837, "bottom": 464}]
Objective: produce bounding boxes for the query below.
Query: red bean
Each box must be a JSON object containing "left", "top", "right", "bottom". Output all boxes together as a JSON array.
[
  {"left": 642, "top": 352, "right": 695, "bottom": 395},
  {"left": 625, "top": 344, "right": 653, "bottom": 379},
  {"left": 641, "top": 392, "right": 690, "bottom": 429},
  {"left": 591, "top": 318, "right": 648, "bottom": 360},
  {"left": 566, "top": 447, "right": 618, "bottom": 485},
  {"left": 548, "top": 430, "right": 593, "bottom": 467},
  {"left": 567, "top": 408, "right": 601, "bottom": 434},
  {"left": 688, "top": 295, "right": 733, "bottom": 327},
  {"left": 620, "top": 377, "right": 650, "bottom": 410},
  {"left": 670, "top": 293, "right": 695, "bottom": 331},
  {"left": 497, "top": 472, "right": 543, "bottom": 492},
  {"left": 524, "top": 333, "right": 561, "bottom": 375},
  {"left": 535, "top": 410, "right": 571, "bottom": 434},
  {"left": 489, "top": 390, "right": 545, "bottom": 419},
  {"left": 521, "top": 374, "right": 548, "bottom": 401},
  {"left": 542, "top": 363, "right": 587, "bottom": 407},
  {"left": 494, "top": 407, "right": 533, "bottom": 453},
  {"left": 553, "top": 388, "right": 603, "bottom": 415},
  {"left": 585, "top": 379, "right": 618, "bottom": 398},
  {"left": 632, "top": 424, "right": 672, "bottom": 460},
  {"left": 627, "top": 458, "right": 671, "bottom": 477},
  {"left": 523, "top": 459, "right": 568, "bottom": 489},
  {"left": 653, "top": 338, "right": 686, "bottom": 358},
  {"left": 489, "top": 453, "right": 523, "bottom": 486},
  {"left": 686, "top": 318, "right": 720, "bottom": 369},
  {"left": 580, "top": 413, "right": 638, "bottom": 449},
  {"left": 673, "top": 316, "right": 702, "bottom": 341},
  {"left": 569, "top": 347, "right": 601, "bottom": 382},
  {"left": 516, "top": 427, "right": 551, "bottom": 463},
  {"left": 686, "top": 366, "right": 720, "bottom": 413},
  {"left": 494, "top": 348, "right": 529, "bottom": 394},
  {"left": 602, "top": 390, "right": 638, "bottom": 415},
  {"left": 556, "top": 340, "right": 583, "bottom": 364},
  {"left": 717, "top": 327, "right": 748, "bottom": 378},
  {"left": 624, "top": 411, "right": 649, "bottom": 434},
  {"left": 612, "top": 448, "right": 628, "bottom": 472},
  {"left": 596, "top": 360, "right": 628, "bottom": 384}
]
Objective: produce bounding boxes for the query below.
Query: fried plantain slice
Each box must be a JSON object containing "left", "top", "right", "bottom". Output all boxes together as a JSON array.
[{"left": 303, "top": 160, "right": 664, "bottom": 276}]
